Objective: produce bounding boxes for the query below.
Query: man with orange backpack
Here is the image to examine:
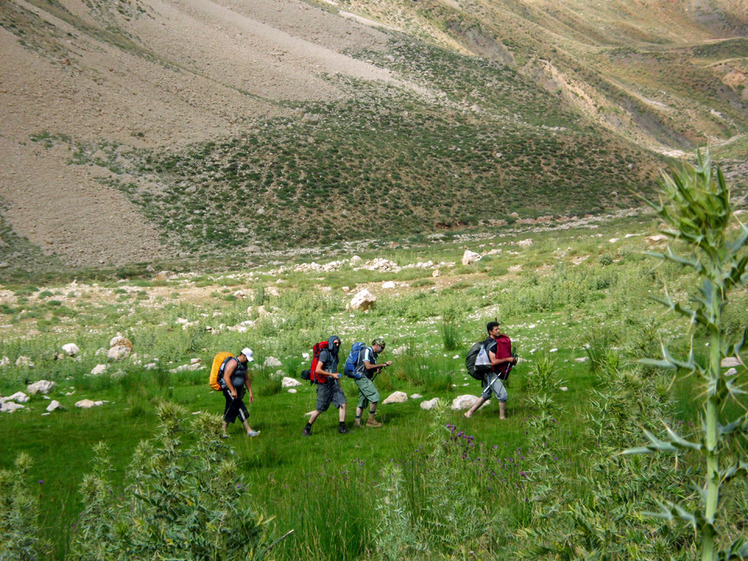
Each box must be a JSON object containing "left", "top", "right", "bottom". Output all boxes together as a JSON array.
[
  {"left": 302, "top": 336, "right": 348, "bottom": 436},
  {"left": 218, "top": 348, "right": 259, "bottom": 438}
]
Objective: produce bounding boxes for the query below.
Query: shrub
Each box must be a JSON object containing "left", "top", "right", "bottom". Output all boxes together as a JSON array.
[{"left": 70, "top": 403, "right": 287, "bottom": 560}]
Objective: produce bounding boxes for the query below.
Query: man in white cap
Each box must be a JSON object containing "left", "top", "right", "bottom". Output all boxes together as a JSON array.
[{"left": 219, "top": 348, "right": 259, "bottom": 437}]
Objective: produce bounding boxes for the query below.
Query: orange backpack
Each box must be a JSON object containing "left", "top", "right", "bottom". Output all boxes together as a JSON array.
[{"left": 209, "top": 352, "right": 234, "bottom": 391}]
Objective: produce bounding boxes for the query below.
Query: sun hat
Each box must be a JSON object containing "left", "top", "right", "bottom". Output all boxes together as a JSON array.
[{"left": 240, "top": 348, "right": 254, "bottom": 362}]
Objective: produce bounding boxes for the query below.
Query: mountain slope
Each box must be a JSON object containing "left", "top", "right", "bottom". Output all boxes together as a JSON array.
[{"left": 0, "top": 0, "right": 746, "bottom": 273}]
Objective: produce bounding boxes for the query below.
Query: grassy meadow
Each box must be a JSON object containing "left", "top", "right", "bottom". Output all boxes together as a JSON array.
[{"left": 1, "top": 207, "right": 746, "bottom": 560}]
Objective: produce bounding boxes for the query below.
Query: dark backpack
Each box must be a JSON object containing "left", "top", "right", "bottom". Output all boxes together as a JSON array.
[
  {"left": 465, "top": 339, "right": 493, "bottom": 381},
  {"left": 343, "top": 342, "right": 367, "bottom": 378},
  {"left": 301, "top": 341, "right": 329, "bottom": 385}
]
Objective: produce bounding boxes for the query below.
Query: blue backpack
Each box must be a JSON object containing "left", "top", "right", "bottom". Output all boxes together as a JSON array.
[{"left": 343, "top": 342, "right": 367, "bottom": 378}]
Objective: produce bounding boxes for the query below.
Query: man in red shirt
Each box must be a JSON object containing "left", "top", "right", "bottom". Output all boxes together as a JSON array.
[{"left": 464, "top": 321, "right": 516, "bottom": 420}]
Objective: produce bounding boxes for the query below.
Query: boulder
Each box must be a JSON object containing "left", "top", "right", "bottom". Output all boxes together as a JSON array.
[
  {"left": 382, "top": 281, "right": 396, "bottom": 289},
  {"left": 6, "top": 392, "right": 30, "bottom": 403},
  {"left": 62, "top": 343, "right": 80, "bottom": 357},
  {"left": 108, "top": 345, "right": 132, "bottom": 361},
  {"left": 282, "top": 377, "right": 302, "bottom": 388},
  {"left": 46, "top": 400, "right": 64, "bottom": 412},
  {"left": 382, "top": 391, "right": 408, "bottom": 404},
  {"left": 721, "top": 357, "right": 743, "bottom": 368},
  {"left": 420, "top": 398, "right": 441, "bottom": 410},
  {"left": 75, "top": 399, "right": 105, "bottom": 409},
  {"left": 349, "top": 289, "right": 376, "bottom": 311},
  {"left": 1, "top": 401, "right": 25, "bottom": 413},
  {"left": 109, "top": 334, "right": 133, "bottom": 350},
  {"left": 287, "top": 388, "right": 298, "bottom": 394},
  {"left": 518, "top": 239, "right": 533, "bottom": 248},
  {"left": 451, "top": 395, "right": 481, "bottom": 411},
  {"left": 264, "top": 356, "right": 283, "bottom": 368},
  {"left": 350, "top": 255, "right": 363, "bottom": 266},
  {"left": 647, "top": 234, "right": 668, "bottom": 245},
  {"left": 462, "top": 250, "right": 481, "bottom": 265},
  {"left": 27, "top": 380, "right": 56, "bottom": 395},
  {"left": 15, "top": 356, "right": 34, "bottom": 368},
  {"left": 90, "top": 364, "right": 108, "bottom": 376}
]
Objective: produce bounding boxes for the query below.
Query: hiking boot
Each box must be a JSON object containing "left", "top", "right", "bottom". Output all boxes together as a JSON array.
[
  {"left": 247, "top": 430, "right": 260, "bottom": 438},
  {"left": 366, "top": 417, "right": 383, "bottom": 428},
  {"left": 338, "top": 424, "right": 349, "bottom": 434},
  {"left": 302, "top": 426, "right": 312, "bottom": 437},
  {"left": 353, "top": 418, "right": 361, "bottom": 428}
]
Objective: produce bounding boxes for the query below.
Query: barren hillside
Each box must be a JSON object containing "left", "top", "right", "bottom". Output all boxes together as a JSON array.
[{"left": 0, "top": 0, "right": 746, "bottom": 275}]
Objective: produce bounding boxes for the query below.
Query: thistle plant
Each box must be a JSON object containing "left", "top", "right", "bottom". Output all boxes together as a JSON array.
[
  {"left": 71, "top": 403, "right": 286, "bottom": 561},
  {"left": 0, "top": 453, "right": 45, "bottom": 561},
  {"left": 626, "top": 151, "right": 748, "bottom": 561},
  {"left": 373, "top": 463, "right": 422, "bottom": 561}
]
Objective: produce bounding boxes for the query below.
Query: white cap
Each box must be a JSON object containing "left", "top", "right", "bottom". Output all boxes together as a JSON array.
[{"left": 240, "top": 348, "right": 254, "bottom": 362}]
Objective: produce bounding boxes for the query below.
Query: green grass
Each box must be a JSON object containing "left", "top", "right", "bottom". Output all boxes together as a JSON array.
[{"left": 0, "top": 211, "right": 745, "bottom": 560}]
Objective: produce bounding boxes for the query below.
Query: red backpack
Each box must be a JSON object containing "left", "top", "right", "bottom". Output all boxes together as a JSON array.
[{"left": 301, "top": 341, "right": 329, "bottom": 385}]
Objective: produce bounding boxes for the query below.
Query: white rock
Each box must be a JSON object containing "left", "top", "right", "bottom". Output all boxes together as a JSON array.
[
  {"left": 451, "top": 395, "right": 480, "bottom": 411},
  {"left": 452, "top": 355, "right": 460, "bottom": 359},
  {"left": 46, "top": 400, "right": 63, "bottom": 412},
  {"left": 350, "top": 255, "right": 363, "bottom": 266},
  {"left": 382, "top": 281, "right": 396, "bottom": 289},
  {"left": 410, "top": 393, "right": 423, "bottom": 399},
  {"left": 560, "top": 387, "right": 568, "bottom": 391},
  {"left": 725, "top": 368, "right": 738, "bottom": 377},
  {"left": 170, "top": 362, "right": 203, "bottom": 373},
  {"left": 382, "top": 391, "right": 408, "bottom": 404},
  {"left": 721, "top": 357, "right": 743, "bottom": 368},
  {"left": 518, "top": 239, "right": 533, "bottom": 248},
  {"left": 191, "top": 358, "right": 202, "bottom": 365},
  {"left": 302, "top": 352, "right": 310, "bottom": 360},
  {"left": 647, "top": 234, "right": 669, "bottom": 245},
  {"left": 1, "top": 401, "right": 25, "bottom": 413},
  {"left": 420, "top": 398, "right": 440, "bottom": 410},
  {"left": 508, "top": 265, "right": 522, "bottom": 273},
  {"left": 391, "top": 346, "right": 408, "bottom": 356},
  {"left": 90, "top": 364, "right": 108, "bottom": 376},
  {"left": 462, "top": 250, "right": 481, "bottom": 265},
  {"left": 287, "top": 389, "right": 298, "bottom": 394},
  {"left": 233, "top": 290, "right": 247, "bottom": 299},
  {"left": 264, "top": 356, "right": 282, "bottom": 368},
  {"left": 27, "top": 380, "right": 56, "bottom": 395},
  {"left": 575, "top": 357, "right": 589, "bottom": 362},
  {"left": 6, "top": 392, "right": 30, "bottom": 403},
  {"left": 109, "top": 334, "right": 133, "bottom": 349},
  {"left": 432, "top": 269, "right": 440, "bottom": 277},
  {"left": 75, "top": 399, "right": 97, "bottom": 409},
  {"left": 282, "top": 377, "right": 302, "bottom": 388},
  {"left": 108, "top": 345, "right": 132, "bottom": 361},
  {"left": 62, "top": 343, "right": 80, "bottom": 357},
  {"left": 15, "top": 356, "right": 34, "bottom": 368},
  {"left": 349, "top": 289, "right": 377, "bottom": 311}
]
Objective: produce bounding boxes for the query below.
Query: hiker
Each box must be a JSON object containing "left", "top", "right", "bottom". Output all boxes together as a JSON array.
[
  {"left": 220, "top": 348, "right": 260, "bottom": 437},
  {"left": 303, "top": 336, "right": 348, "bottom": 436},
  {"left": 464, "top": 322, "right": 516, "bottom": 420},
  {"left": 353, "top": 338, "right": 392, "bottom": 428}
]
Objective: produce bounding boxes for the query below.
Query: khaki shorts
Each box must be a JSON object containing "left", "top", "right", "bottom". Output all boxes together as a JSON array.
[{"left": 355, "top": 376, "right": 380, "bottom": 409}]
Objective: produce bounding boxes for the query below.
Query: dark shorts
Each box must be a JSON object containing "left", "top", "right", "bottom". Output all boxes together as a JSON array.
[
  {"left": 222, "top": 387, "right": 249, "bottom": 423},
  {"left": 316, "top": 379, "right": 346, "bottom": 412}
]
